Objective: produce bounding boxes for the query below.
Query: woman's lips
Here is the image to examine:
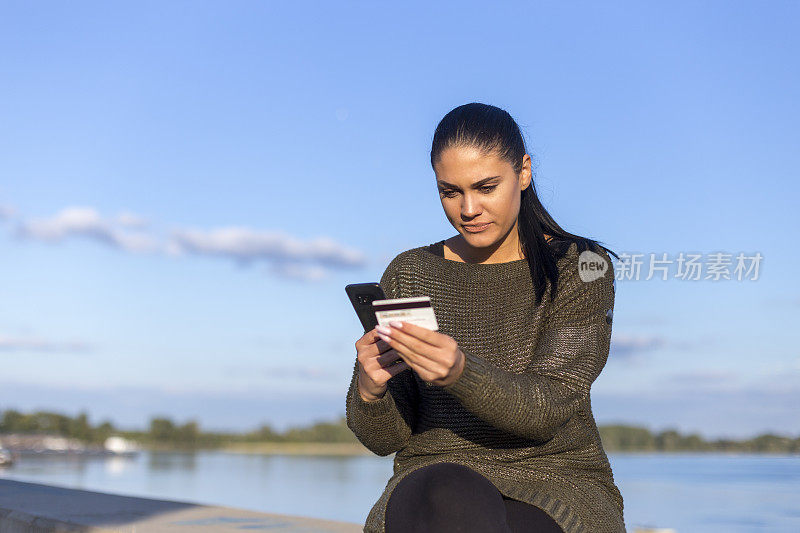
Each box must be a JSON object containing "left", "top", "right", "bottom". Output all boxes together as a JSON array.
[{"left": 463, "top": 222, "right": 491, "bottom": 233}]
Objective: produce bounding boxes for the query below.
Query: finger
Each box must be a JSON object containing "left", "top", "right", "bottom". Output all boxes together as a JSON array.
[
  {"left": 371, "top": 329, "right": 404, "bottom": 356},
  {"left": 388, "top": 321, "right": 442, "bottom": 347},
  {"left": 371, "top": 359, "right": 410, "bottom": 383},
  {"left": 366, "top": 327, "right": 384, "bottom": 344},
  {"left": 376, "top": 336, "right": 395, "bottom": 354},
  {"left": 362, "top": 327, "right": 390, "bottom": 345},
  {"left": 376, "top": 331, "right": 438, "bottom": 373},
  {"left": 359, "top": 332, "right": 395, "bottom": 359},
  {"left": 389, "top": 358, "right": 431, "bottom": 383},
  {"left": 384, "top": 325, "right": 441, "bottom": 362},
  {"left": 356, "top": 328, "right": 378, "bottom": 349},
  {"left": 373, "top": 330, "right": 419, "bottom": 364},
  {"left": 362, "top": 346, "right": 404, "bottom": 371}
]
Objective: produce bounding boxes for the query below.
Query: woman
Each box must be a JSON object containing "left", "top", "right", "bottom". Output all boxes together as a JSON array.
[{"left": 345, "top": 103, "right": 625, "bottom": 533}]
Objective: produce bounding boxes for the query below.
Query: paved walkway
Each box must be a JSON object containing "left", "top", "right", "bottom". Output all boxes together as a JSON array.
[{"left": 0, "top": 479, "right": 362, "bottom": 532}]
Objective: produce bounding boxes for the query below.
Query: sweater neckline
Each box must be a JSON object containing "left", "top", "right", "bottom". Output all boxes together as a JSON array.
[{"left": 420, "top": 240, "right": 529, "bottom": 269}]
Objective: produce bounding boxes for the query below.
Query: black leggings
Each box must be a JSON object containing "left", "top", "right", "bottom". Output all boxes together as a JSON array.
[{"left": 385, "top": 462, "right": 566, "bottom": 533}]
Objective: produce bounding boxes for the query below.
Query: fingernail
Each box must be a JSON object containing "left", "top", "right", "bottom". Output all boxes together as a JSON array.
[
  {"left": 377, "top": 332, "right": 389, "bottom": 342},
  {"left": 389, "top": 321, "right": 403, "bottom": 328},
  {"left": 376, "top": 325, "right": 391, "bottom": 335}
]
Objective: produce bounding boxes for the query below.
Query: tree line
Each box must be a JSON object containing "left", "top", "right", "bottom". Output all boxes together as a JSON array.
[{"left": 2, "top": 409, "right": 798, "bottom": 453}]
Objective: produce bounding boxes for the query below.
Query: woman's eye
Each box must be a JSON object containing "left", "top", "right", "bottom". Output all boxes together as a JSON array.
[{"left": 440, "top": 186, "right": 494, "bottom": 197}]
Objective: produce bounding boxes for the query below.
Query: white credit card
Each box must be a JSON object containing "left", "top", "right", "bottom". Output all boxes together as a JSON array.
[{"left": 372, "top": 296, "right": 439, "bottom": 331}]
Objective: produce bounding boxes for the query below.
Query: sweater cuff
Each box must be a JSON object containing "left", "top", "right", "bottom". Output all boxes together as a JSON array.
[
  {"left": 349, "top": 384, "right": 398, "bottom": 417},
  {"left": 443, "top": 348, "right": 490, "bottom": 401}
]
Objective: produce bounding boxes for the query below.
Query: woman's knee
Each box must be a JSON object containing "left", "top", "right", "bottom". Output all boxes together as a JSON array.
[
  {"left": 386, "top": 462, "right": 511, "bottom": 532},
  {"left": 410, "top": 463, "right": 488, "bottom": 503},
  {"left": 387, "top": 462, "right": 509, "bottom": 525},
  {"left": 386, "top": 462, "right": 510, "bottom": 533},
  {"left": 396, "top": 463, "right": 497, "bottom": 503}
]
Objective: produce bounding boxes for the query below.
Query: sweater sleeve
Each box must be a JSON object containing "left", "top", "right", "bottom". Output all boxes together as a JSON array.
[
  {"left": 442, "top": 247, "right": 615, "bottom": 443},
  {"left": 345, "top": 254, "right": 420, "bottom": 456}
]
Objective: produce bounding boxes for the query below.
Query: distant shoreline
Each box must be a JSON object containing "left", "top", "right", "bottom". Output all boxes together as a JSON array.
[
  {"left": 4, "top": 409, "right": 798, "bottom": 455},
  {"left": 221, "top": 442, "right": 373, "bottom": 456},
  {"left": 214, "top": 442, "right": 798, "bottom": 457}
]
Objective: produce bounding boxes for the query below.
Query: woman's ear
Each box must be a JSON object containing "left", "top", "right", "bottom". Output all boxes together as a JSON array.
[{"left": 520, "top": 154, "right": 533, "bottom": 190}]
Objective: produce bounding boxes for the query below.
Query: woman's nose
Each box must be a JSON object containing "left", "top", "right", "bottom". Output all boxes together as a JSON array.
[{"left": 461, "top": 194, "right": 482, "bottom": 218}]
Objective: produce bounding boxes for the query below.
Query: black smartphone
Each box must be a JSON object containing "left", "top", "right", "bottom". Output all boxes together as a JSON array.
[{"left": 345, "top": 282, "right": 387, "bottom": 333}]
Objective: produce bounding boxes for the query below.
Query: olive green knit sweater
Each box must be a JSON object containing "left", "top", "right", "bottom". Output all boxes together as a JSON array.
[{"left": 345, "top": 241, "right": 625, "bottom": 533}]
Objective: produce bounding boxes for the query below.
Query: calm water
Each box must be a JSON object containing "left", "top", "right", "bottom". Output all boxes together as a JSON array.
[{"left": 1, "top": 451, "right": 798, "bottom": 532}]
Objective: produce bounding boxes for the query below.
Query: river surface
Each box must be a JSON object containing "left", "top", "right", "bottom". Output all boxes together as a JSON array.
[{"left": 1, "top": 451, "right": 798, "bottom": 532}]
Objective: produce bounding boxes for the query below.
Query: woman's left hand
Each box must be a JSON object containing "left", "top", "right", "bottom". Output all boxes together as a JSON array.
[{"left": 375, "top": 321, "right": 465, "bottom": 387}]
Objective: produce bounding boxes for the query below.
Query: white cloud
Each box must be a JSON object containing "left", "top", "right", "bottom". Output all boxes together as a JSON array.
[
  {"left": 0, "top": 204, "right": 18, "bottom": 220},
  {"left": 223, "top": 364, "right": 337, "bottom": 380},
  {"left": 662, "top": 368, "right": 739, "bottom": 387},
  {"left": 115, "top": 210, "right": 149, "bottom": 228},
  {"left": 610, "top": 333, "right": 666, "bottom": 358},
  {"left": 16, "top": 206, "right": 160, "bottom": 253},
  {"left": 10, "top": 205, "right": 369, "bottom": 281},
  {"left": 168, "top": 226, "right": 367, "bottom": 275},
  {"left": 0, "top": 334, "right": 92, "bottom": 353}
]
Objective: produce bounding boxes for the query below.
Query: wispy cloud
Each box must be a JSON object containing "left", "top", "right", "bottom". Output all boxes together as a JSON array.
[
  {"left": 610, "top": 334, "right": 667, "bottom": 359},
  {"left": 222, "top": 364, "right": 338, "bottom": 380},
  {"left": 9, "top": 205, "right": 369, "bottom": 281},
  {"left": 15, "top": 206, "right": 160, "bottom": 253},
  {"left": 0, "top": 333, "right": 93, "bottom": 353},
  {"left": 661, "top": 368, "right": 739, "bottom": 389},
  {"left": 0, "top": 204, "right": 18, "bottom": 220},
  {"left": 167, "top": 226, "right": 366, "bottom": 278},
  {"left": 609, "top": 333, "right": 713, "bottom": 364},
  {"left": 115, "top": 210, "right": 149, "bottom": 229}
]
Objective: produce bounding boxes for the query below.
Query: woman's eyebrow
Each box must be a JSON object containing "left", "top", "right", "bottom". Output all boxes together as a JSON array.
[{"left": 437, "top": 176, "right": 501, "bottom": 188}]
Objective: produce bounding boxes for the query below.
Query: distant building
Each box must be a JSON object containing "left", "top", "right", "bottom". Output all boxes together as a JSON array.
[
  {"left": 104, "top": 436, "right": 141, "bottom": 454},
  {"left": 0, "top": 433, "right": 140, "bottom": 457}
]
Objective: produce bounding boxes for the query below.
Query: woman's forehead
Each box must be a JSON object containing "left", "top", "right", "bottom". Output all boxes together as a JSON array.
[{"left": 434, "top": 147, "right": 513, "bottom": 182}]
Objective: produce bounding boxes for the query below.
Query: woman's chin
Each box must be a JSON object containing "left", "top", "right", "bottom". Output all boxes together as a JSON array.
[{"left": 460, "top": 230, "right": 494, "bottom": 247}]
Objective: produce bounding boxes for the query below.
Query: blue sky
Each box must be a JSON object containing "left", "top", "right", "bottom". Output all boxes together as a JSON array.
[{"left": 1, "top": 1, "right": 798, "bottom": 438}]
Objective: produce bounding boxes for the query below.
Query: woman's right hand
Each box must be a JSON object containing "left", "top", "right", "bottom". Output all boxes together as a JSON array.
[{"left": 355, "top": 327, "right": 411, "bottom": 402}]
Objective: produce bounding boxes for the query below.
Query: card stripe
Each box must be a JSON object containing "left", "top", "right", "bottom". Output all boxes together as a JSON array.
[{"left": 372, "top": 300, "right": 432, "bottom": 311}]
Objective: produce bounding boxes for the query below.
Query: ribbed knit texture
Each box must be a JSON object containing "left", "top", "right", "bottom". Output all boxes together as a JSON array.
[{"left": 345, "top": 241, "right": 625, "bottom": 533}]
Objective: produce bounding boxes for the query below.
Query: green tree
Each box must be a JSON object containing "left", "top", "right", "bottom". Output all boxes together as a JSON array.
[
  {"left": 655, "top": 429, "right": 682, "bottom": 451},
  {"left": 175, "top": 421, "right": 199, "bottom": 447},
  {"left": 149, "top": 417, "right": 176, "bottom": 442},
  {"left": 599, "top": 425, "right": 656, "bottom": 451},
  {"left": 70, "top": 411, "right": 93, "bottom": 441}
]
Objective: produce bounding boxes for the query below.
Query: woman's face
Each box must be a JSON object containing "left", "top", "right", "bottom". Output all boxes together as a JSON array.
[{"left": 434, "top": 145, "right": 531, "bottom": 251}]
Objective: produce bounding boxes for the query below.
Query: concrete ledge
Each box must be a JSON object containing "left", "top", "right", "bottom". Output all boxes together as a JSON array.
[{"left": 0, "top": 479, "right": 362, "bottom": 532}]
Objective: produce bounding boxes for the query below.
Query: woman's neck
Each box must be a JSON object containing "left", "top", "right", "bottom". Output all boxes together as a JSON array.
[{"left": 443, "top": 227, "right": 552, "bottom": 264}]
